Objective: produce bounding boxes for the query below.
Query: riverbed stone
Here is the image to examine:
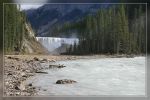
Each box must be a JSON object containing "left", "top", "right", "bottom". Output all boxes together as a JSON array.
[
  {"left": 33, "top": 57, "right": 39, "bottom": 61},
  {"left": 56, "top": 79, "right": 77, "bottom": 84},
  {"left": 28, "top": 83, "right": 32, "bottom": 86}
]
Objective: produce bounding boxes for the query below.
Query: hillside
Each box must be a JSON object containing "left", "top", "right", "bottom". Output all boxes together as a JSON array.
[
  {"left": 22, "top": 23, "right": 49, "bottom": 54},
  {"left": 4, "top": 4, "right": 49, "bottom": 55},
  {"left": 24, "top": 4, "right": 103, "bottom": 37}
]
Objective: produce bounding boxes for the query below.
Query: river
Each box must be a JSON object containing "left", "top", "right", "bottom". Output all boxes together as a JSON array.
[{"left": 25, "top": 56, "right": 145, "bottom": 96}]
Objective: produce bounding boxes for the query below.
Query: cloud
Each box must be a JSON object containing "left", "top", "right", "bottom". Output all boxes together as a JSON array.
[
  {"left": 13, "top": 0, "right": 49, "bottom": 3},
  {"left": 13, "top": 0, "right": 49, "bottom": 10},
  {"left": 20, "top": 4, "right": 43, "bottom": 10}
]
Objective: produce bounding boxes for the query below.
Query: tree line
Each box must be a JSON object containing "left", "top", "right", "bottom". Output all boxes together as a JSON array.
[
  {"left": 4, "top": 4, "right": 27, "bottom": 54},
  {"left": 59, "top": 4, "right": 146, "bottom": 55}
]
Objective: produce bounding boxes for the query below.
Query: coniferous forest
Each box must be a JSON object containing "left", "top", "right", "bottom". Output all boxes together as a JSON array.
[
  {"left": 3, "top": 3, "right": 146, "bottom": 55},
  {"left": 52, "top": 4, "right": 146, "bottom": 55},
  {"left": 4, "top": 4, "right": 27, "bottom": 54}
]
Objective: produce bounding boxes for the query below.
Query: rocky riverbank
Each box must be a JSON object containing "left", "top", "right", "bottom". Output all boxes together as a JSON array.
[
  {"left": 4, "top": 55, "right": 85, "bottom": 96},
  {"left": 4, "top": 54, "right": 139, "bottom": 96}
]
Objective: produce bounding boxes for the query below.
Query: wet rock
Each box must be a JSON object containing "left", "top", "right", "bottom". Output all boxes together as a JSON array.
[
  {"left": 19, "top": 83, "right": 26, "bottom": 90},
  {"left": 33, "top": 57, "right": 39, "bottom": 61},
  {"left": 42, "top": 58, "right": 48, "bottom": 61},
  {"left": 14, "top": 57, "right": 20, "bottom": 61},
  {"left": 21, "top": 72, "right": 27, "bottom": 77},
  {"left": 7, "top": 56, "right": 12, "bottom": 59},
  {"left": 7, "top": 56, "right": 20, "bottom": 61},
  {"left": 56, "top": 79, "right": 77, "bottom": 84},
  {"left": 67, "top": 57, "right": 72, "bottom": 60},
  {"left": 11, "top": 65, "right": 14, "bottom": 67},
  {"left": 28, "top": 83, "right": 32, "bottom": 86},
  {"left": 50, "top": 59, "right": 56, "bottom": 62},
  {"left": 49, "top": 64, "right": 66, "bottom": 68},
  {"left": 40, "top": 59, "right": 48, "bottom": 63},
  {"left": 35, "top": 71, "right": 48, "bottom": 74},
  {"left": 43, "top": 89, "right": 47, "bottom": 91},
  {"left": 126, "top": 55, "right": 134, "bottom": 58},
  {"left": 26, "top": 60, "right": 33, "bottom": 63},
  {"left": 14, "top": 86, "right": 20, "bottom": 90},
  {"left": 8, "top": 73, "right": 12, "bottom": 76}
]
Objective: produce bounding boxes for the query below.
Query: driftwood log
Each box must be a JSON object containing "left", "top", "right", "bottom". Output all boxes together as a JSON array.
[
  {"left": 49, "top": 64, "right": 66, "bottom": 68},
  {"left": 35, "top": 71, "right": 48, "bottom": 74}
]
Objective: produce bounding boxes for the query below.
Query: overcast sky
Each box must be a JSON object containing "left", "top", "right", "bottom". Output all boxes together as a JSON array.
[
  {"left": 20, "top": 4, "right": 44, "bottom": 10},
  {"left": 13, "top": 0, "right": 48, "bottom": 10}
]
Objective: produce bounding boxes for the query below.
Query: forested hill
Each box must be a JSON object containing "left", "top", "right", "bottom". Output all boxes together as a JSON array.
[
  {"left": 58, "top": 4, "right": 146, "bottom": 55},
  {"left": 4, "top": 4, "right": 48, "bottom": 54}
]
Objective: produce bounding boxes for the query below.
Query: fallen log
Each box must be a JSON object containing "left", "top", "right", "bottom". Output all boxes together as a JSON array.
[{"left": 49, "top": 64, "right": 66, "bottom": 68}]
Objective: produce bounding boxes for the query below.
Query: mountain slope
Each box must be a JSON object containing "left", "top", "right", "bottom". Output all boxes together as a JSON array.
[
  {"left": 4, "top": 4, "right": 49, "bottom": 54},
  {"left": 22, "top": 23, "right": 49, "bottom": 54},
  {"left": 25, "top": 4, "right": 103, "bottom": 37}
]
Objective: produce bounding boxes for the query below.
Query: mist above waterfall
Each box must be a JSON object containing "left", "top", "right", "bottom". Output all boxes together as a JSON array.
[{"left": 36, "top": 37, "right": 79, "bottom": 54}]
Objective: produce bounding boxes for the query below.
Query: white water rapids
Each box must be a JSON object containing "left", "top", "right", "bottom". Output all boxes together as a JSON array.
[{"left": 25, "top": 57, "right": 146, "bottom": 96}]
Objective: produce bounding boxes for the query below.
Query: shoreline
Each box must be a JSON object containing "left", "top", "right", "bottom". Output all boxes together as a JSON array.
[{"left": 4, "top": 54, "right": 145, "bottom": 96}]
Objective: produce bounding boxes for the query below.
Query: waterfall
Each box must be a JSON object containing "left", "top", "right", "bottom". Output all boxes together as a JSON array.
[{"left": 36, "top": 37, "right": 79, "bottom": 53}]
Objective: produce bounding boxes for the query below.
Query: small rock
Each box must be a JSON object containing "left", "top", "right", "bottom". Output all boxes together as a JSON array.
[
  {"left": 56, "top": 79, "right": 77, "bottom": 84},
  {"left": 11, "top": 65, "right": 14, "bottom": 67},
  {"left": 35, "top": 71, "right": 48, "bottom": 74},
  {"left": 14, "top": 86, "right": 20, "bottom": 90},
  {"left": 21, "top": 72, "right": 27, "bottom": 77},
  {"left": 14, "top": 57, "right": 20, "bottom": 61},
  {"left": 42, "top": 58, "right": 48, "bottom": 61},
  {"left": 8, "top": 73, "right": 12, "bottom": 76},
  {"left": 126, "top": 55, "right": 134, "bottom": 58},
  {"left": 7, "top": 56, "right": 12, "bottom": 59},
  {"left": 43, "top": 89, "right": 47, "bottom": 91},
  {"left": 49, "top": 64, "right": 66, "bottom": 68},
  {"left": 32, "top": 87, "right": 36, "bottom": 89},
  {"left": 67, "top": 57, "right": 72, "bottom": 60},
  {"left": 26, "top": 60, "right": 33, "bottom": 63},
  {"left": 28, "top": 83, "right": 32, "bottom": 86},
  {"left": 19, "top": 82, "right": 26, "bottom": 90},
  {"left": 33, "top": 57, "right": 39, "bottom": 61},
  {"left": 50, "top": 59, "right": 56, "bottom": 62}
]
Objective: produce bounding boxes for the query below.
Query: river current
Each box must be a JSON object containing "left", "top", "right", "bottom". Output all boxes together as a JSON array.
[{"left": 25, "top": 57, "right": 146, "bottom": 96}]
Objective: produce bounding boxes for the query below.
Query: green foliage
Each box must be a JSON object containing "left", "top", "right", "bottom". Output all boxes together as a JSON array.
[
  {"left": 4, "top": 4, "right": 27, "bottom": 54},
  {"left": 62, "top": 4, "right": 146, "bottom": 55}
]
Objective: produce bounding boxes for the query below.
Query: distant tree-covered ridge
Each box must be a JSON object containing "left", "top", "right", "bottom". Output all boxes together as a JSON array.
[{"left": 57, "top": 4, "right": 146, "bottom": 55}]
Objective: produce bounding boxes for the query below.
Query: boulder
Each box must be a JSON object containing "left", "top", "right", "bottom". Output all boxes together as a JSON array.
[{"left": 56, "top": 79, "right": 77, "bottom": 84}]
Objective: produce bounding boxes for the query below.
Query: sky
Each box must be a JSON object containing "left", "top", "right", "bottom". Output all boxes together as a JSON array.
[
  {"left": 13, "top": 0, "right": 48, "bottom": 10},
  {"left": 20, "top": 4, "right": 44, "bottom": 10}
]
